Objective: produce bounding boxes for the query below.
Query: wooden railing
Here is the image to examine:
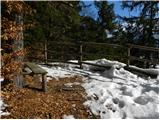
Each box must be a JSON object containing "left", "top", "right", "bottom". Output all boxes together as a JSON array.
[
  {"left": 127, "top": 44, "right": 159, "bottom": 68},
  {"left": 27, "top": 41, "right": 159, "bottom": 70}
]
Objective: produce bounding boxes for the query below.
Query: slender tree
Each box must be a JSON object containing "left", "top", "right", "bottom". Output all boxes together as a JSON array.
[{"left": 1, "top": 1, "right": 32, "bottom": 85}]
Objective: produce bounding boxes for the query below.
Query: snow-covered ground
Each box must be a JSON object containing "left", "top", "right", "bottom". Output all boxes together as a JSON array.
[
  {"left": 0, "top": 77, "right": 10, "bottom": 116},
  {"left": 40, "top": 65, "right": 74, "bottom": 81},
  {"left": 39, "top": 58, "right": 159, "bottom": 119},
  {"left": 82, "top": 69, "right": 159, "bottom": 119},
  {"left": 129, "top": 65, "right": 159, "bottom": 76},
  {"left": 63, "top": 114, "right": 75, "bottom": 119},
  {"left": 0, "top": 98, "right": 10, "bottom": 116},
  {"left": 1, "top": 58, "right": 159, "bottom": 119}
]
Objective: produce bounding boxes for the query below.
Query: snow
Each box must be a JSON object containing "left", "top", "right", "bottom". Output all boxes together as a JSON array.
[
  {"left": 83, "top": 58, "right": 126, "bottom": 70},
  {"left": 82, "top": 75, "right": 159, "bottom": 119},
  {"left": 0, "top": 77, "right": 4, "bottom": 82},
  {"left": 68, "top": 58, "right": 126, "bottom": 70},
  {"left": 39, "top": 65, "right": 75, "bottom": 81},
  {"left": 105, "top": 29, "right": 113, "bottom": 38},
  {"left": 1, "top": 58, "right": 158, "bottom": 118},
  {"left": 64, "top": 82, "right": 81, "bottom": 87},
  {"left": 0, "top": 77, "right": 10, "bottom": 116},
  {"left": 0, "top": 99, "right": 10, "bottom": 116},
  {"left": 40, "top": 58, "right": 159, "bottom": 119},
  {"left": 95, "top": 58, "right": 126, "bottom": 67},
  {"left": 79, "top": 60, "right": 159, "bottom": 119},
  {"left": 130, "top": 65, "right": 159, "bottom": 76},
  {"left": 63, "top": 114, "right": 75, "bottom": 119}
]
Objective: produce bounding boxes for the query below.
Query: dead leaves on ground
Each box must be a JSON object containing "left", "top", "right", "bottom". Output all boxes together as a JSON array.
[{"left": 1, "top": 75, "right": 90, "bottom": 119}]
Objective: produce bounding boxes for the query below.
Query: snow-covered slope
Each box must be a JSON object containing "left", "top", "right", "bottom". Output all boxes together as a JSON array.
[{"left": 40, "top": 58, "right": 159, "bottom": 119}]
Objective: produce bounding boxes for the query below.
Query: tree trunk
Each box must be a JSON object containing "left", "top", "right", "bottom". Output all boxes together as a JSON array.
[{"left": 13, "top": 14, "right": 24, "bottom": 88}]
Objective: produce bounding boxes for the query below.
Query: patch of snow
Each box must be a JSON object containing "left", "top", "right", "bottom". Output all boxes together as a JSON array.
[
  {"left": 105, "top": 29, "right": 113, "bottom": 38},
  {"left": 68, "top": 59, "right": 126, "bottom": 71},
  {"left": 0, "top": 75, "right": 4, "bottom": 82},
  {"left": 95, "top": 59, "right": 126, "bottom": 68},
  {"left": 130, "top": 65, "right": 159, "bottom": 76},
  {"left": 39, "top": 65, "right": 74, "bottom": 81},
  {"left": 155, "top": 65, "right": 159, "bottom": 69},
  {"left": 81, "top": 64, "right": 159, "bottom": 119},
  {"left": 63, "top": 114, "right": 75, "bottom": 119},
  {"left": 37, "top": 58, "right": 159, "bottom": 119},
  {"left": 68, "top": 60, "right": 78, "bottom": 63},
  {"left": 64, "top": 82, "right": 81, "bottom": 87},
  {"left": 0, "top": 76, "right": 10, "bottom": 116},
  {"left": 0, "top": 77, "right": 4, "bottom": 82},
  {"left": 84, "top": 58, "right": 126, "bottom": 71},
  {"left": 0, "top": 99, "right": 10, "bottom": 116}
]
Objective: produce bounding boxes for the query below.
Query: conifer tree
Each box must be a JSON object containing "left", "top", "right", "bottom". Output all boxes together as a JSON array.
[
  {"left": 25, "top": 1, "right": 81, "bottom": 60},
  {"left": 94, "top": 1, "right": 116, "bottom": 42},
  {"left": 121, "top": 1, "right": 159, "bottom": 47}
]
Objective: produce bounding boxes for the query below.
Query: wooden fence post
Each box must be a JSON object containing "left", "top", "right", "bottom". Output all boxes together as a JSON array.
[
  {"left": 143, "top": 60, "right": 147, "bottom": 68},
  {"left": 61, "top": 46, "right": 64, "bottom": 62},
  {"left": 42, "top": 74, "right": 47, "bottom": 92},
  {"left": 44, "top": 39, "right": 47, "bottom": 64},
  {"left": 79, "top": 41, "right": 83, "bottom": 69},
  {"left": 127, "top": 44, "right": 131, "bottom": 67}
]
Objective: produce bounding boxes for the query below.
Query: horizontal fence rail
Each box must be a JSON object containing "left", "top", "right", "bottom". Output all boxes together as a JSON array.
[
  {"left": 83, "top": 42, "right": 124, "bottom": 48},
  {"left": 27, "top": 41, "right": 159, "bottom": 74},
  {"left": 128, "top": 44, "right": 159, "bottom": 52}
]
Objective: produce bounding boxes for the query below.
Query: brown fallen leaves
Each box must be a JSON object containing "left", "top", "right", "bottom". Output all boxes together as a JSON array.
[{"left": 1, "top": 75, "right": 91, "bottom": 119}]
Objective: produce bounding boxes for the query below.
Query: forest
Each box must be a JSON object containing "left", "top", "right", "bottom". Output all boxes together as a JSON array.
[
  {"left": 1, "top": 1, "right": 159, "bottom": 119},
  {"left": 2, "top": 1, "right": 159, "bottom": 68}
]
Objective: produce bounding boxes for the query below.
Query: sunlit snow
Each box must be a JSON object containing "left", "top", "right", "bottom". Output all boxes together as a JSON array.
[
  {"left": 1, "top": 59, "right": 159, "bottom": 119},
  {"left": 40, "top": 58, "right": 159, "bottom": 119}
]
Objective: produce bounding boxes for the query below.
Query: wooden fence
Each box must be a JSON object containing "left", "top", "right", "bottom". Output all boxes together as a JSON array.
[
  {"left": 127, "top": 44, "right": 159, "bottom": 67},
  {"left": 27, "top": 41, "right": 159, "bottom": 77}
]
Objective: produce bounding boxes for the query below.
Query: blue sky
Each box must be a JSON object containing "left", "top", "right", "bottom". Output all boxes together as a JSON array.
[
  {"left": 111, "top": 1, "right": 140, "bottom": 17},
  {"left": 80, "top": 1, "right": 140, "bottom": 20}
]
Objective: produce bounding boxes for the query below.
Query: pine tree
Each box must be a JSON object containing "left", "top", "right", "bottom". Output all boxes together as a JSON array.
[
  {"left": 25, "top": 1, "right": 81, "bottom": 61},
  {"left": 94, "top": 1, "right": 116, "bottom": 42},
  {"left": 121, "top": 1, "right": 159, "bottom": 68},
  {"left": 121, "top": 1, "right": 159, "bottom": 47}
]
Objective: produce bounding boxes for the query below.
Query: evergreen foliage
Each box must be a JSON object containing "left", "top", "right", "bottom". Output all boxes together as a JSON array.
[
  {"left": 2, "top": 1, "right": 158, "bottom": 70},
  {"left": 121, "top": 1, "right": 159, "bottom": 47},
  {"left": 94, "top": 1, "right": 116, "bottom": 42}
]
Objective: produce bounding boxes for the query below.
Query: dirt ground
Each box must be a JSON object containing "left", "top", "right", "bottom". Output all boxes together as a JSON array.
[{"left": 1, "top": 75, "right": 94, "bottom": 119}]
